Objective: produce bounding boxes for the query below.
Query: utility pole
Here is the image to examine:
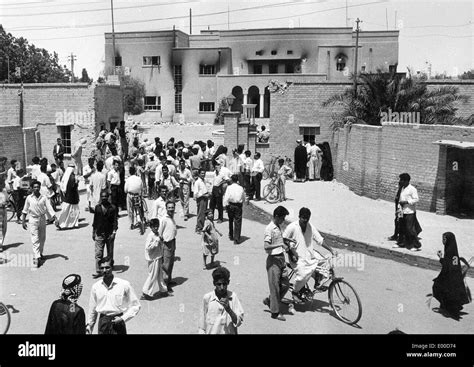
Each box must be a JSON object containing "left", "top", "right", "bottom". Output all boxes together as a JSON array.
[
  {"left": 68, "top": 53, "right": 77, "bottom": 83},
  {"left": 111, "top": 0, "right": 116, "bottom": 75},
  {"left": 189, "top": 8, "right": 192, "bottom": 34},
  {"left": 385, "top": 8, "right": 388, "bottom": 30},
  {"left": 353, "top": 18, "right": 362, "bottom": 98},
  {"left": 345, "top": 0, "right": 348, "bottom": 27},
  {"left": 227, "top": 3, "right": 230, "bottom": 30}
]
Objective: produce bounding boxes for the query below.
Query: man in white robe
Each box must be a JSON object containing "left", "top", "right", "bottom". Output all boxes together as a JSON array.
[{"left": 283, "top": 207, "right": 336, "bottom": 302}]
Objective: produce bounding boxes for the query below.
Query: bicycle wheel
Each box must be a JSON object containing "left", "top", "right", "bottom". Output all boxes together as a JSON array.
[
  {"left": 328, "top": 279, "right": 362, "bottom": 325},
  {"left": 263, "top": 184, "right": 280, "bottom": 204},
  {"left": 6, "top": 199, "right": 16, "bottom": 221},
  {"left": 0, "top": 302, "right": 11, "bottom": 334}
]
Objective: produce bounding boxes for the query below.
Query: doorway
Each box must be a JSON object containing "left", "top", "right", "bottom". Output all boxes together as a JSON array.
[{"left": 445, "top": 147, "right": 474, "bottom": 217}]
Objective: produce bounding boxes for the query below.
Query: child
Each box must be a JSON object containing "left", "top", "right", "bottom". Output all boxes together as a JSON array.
[
  {"left": 198, "top": 267, "right": 244, "bottom": 334},
  {"left": 141, "top": 218, "right": 168, "bottom": 300},
  {"left": 202, "top": 209, "right": 222, "bottom": 270},
  {"left": 277, "top": 158, "right": 292, "bottom": 202}
]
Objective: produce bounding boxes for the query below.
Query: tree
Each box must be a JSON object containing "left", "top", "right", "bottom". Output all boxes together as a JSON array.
[
  {"left": 80, "top": 68, "right": 92, "bottom": 83},
  {"left": 0, "top": 25, "right": 72, "bottom": 83},
  {"left": 323, "top": 68, "right": 470, "bottom": 128},
  {"left": 121, "top": 76, "right": 145, "bottom": 115},
  {"left": 459, "top": 69, "right": 474, "bottom": 80}
]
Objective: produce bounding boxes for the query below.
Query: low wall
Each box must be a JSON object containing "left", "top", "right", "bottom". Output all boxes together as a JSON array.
[{"left": 334, "top": 122, "right": 474, "bottom": 213}]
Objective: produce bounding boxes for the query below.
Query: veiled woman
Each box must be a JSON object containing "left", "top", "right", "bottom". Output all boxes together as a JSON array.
[
  {"left": 433, "top": 232, "right": 471, "bottom": 319},
  {"left": 56, "top": 165, "right": 80, "bottom": 229}
]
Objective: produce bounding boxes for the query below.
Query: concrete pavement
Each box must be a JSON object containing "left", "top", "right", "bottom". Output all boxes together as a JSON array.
[
  {"left": 251, "top": 179, "right": 474, "bottom": 276},
  {"left": 1, "top": 192, "right": 473, "bottom": 334}
]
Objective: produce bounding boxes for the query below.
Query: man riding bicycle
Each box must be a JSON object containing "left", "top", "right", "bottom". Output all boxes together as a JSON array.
[
  {"left": 283, "top": 207, "right": 337, "bottom": 303},
  {"left": 124, "top": 166, "right": 145, "bottom": 229}
]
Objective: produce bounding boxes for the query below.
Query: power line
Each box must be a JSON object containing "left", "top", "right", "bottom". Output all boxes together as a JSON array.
[
  {"left": 6, "top": 0, "right": 357, "bottom": 32},
  {"left": 1, "top": 0, "right": 104, "bottom": 9},
  {"left": 402, "top": 34, "right": 472, "bottom": 38},
  {"left": 24, "top": 1, "right": 391, "bottom": 41},
  {"left": 1, "top": 0, "right": 196, "bottom": 17}
]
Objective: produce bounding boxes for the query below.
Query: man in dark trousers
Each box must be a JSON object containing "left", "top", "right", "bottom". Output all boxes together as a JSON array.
[
  {"left": 294, "top": 139, "right": 308, "bottom": 182},
  {"left": 92, "top": 190, "right": 118, "bottom": 278},
  {"left": 52, "top": 138, "right": 66, "bottom": 170},
  {"left": 223, "top": 174, "right": 245, "bottom": 245}
]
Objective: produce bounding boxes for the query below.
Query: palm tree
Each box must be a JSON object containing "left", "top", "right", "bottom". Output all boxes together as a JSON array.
[{"left": 323, "top": 68, "right": 470, "bottom": 128}]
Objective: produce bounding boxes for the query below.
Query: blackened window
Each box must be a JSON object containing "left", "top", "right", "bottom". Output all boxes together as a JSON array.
[
  {"left": 199, "top": 102, "right": 215, "bottom": 112},
  {"left": 269, "top": 64, "right": 278, "bottom": 74},
  {"left": 199, "top": 65, "right": 216, "bottom": 75},
  {"left": 143, "top": 56, "right": 160, "bottom": 66},
  {"left": 285, "top": 63, "right": 295, "bottom": 73},
  {"left": 299, "top": 126, "right": 320, "bottom": 143},
  {"left": 174, "top": 65, "right": 182, "bottom": 113},
  {"left": 115, "top": 56, "right": 122, "bottom": 67},
  {"left": 271, "top": 50, "right": 277, "bottom": 55},
  {"left": 287, "top": 50, "right": 293, "bottom": 55},
  {"left": 336, "top": 57, "right": 346, "bottom": 71},
  {"left": 255, "top": 50, "right": 263, "bottom": 56},
  {"left": 144, "top": 96, "right": 161, "bottom": 111},
  {"left": 389, "top": 64, "right": 397, "bottom": 73},
  {"left": 254, "top": 64, "right": 262, "bottom": 74}
]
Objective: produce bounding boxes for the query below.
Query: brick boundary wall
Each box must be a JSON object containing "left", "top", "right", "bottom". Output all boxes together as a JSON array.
[
  {"left": 0, "top": 83, "right": 123, "bottom": 169},
  {"left": 227, "top": 79, "right": 474, "bottom": 214},
  {"left": 333, "top": 122, "right": 474, "bottom": 214}
]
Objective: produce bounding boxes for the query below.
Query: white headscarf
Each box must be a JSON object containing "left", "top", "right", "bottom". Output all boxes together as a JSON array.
[{"left": 60, "top": 166, "right": 74, "bottom": 193}]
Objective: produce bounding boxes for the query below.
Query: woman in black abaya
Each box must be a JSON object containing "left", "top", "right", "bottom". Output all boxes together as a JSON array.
[{"left": 432, "top": 232, "right": 471, "bottom": 319}]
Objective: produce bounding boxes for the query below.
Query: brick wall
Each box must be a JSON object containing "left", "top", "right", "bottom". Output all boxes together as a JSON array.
[
  {"left": 333, "top": 122, "right": 474, "bottom": 213},
  {"left": 0, "top": 83, "right": 123, "bottom": 169},
  {"left": 0, "top": 126, "right": 36, "bottom": 170},
  {"left": 267, "top": 81, "right": 351, "bottom": 164}
]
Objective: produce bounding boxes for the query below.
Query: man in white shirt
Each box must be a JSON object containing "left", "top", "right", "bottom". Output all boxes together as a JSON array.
[
  {"left": 124, "top": 166, "right": 144, "bottom": 229},
  {"left": 160, "top": 201, "right": 178, "bottom": 292},
  {"left": 250, "top": 152, "right": 264, "bottom": 201},
  {"left": 263, "top": 205, "right": 292, "bottom": 321},
  {"left": 223, "top": 174, "right": 245, "bottom": 245},
  {"left": 242, "top": 150, "right": 253, "bottom": 200},
  {"left": 86, "top": 256, "right": 141, "bottom": 334},
  {"left": 150, "top": 185, "right": 168, "bottom": 220},
  {"left": 30, "top": 157, "right": 41, "bottom": 180},
  {"left": 21, "top": 180, "right": 57, "bottom": 267},
  {"left": 228, "top": 149, "right": 243, "bottom": 177},
  {"left": 209, "top": 163, "right": 227, "bottom": 223},
  {"left": 393, "top": 173, "right": 422, "bottom": 251},
  {"left": 6, "top": 159, "right": 18, "bottom": 191},
  {"left": 107, "top": 160, "right": 121, "bottom": 210},
  {"left": 193, "top": 168, "right": 210, "bottom": 234}
]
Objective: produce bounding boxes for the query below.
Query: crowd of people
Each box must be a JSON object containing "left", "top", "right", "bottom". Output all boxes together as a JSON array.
[{"left": 0, "top": 121, "right": 471, "bottom": 333}]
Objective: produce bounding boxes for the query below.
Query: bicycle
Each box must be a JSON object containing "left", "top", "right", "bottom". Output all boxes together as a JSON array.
[
  {"left": 0, "top": 301, "right": 11, "bottom": 334},
  {"left": 285, "top": 254, "right": 363, "bottom": 325},
  {"left": 262, "top": 173, "right": 281, "bottom": 204},
  {"left": 5, "top": 191, "right": 17, "bottom": 222},
  {"left": 262, "top": 155, "right": 280, "bottom": 180},
  {"left": 130, "top": 193, "right": 148, "bottom": 235}
]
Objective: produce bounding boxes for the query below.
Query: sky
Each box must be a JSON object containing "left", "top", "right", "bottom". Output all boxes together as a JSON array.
[{"left": 0, "top": 0, "right": 472, "bottom": 80}]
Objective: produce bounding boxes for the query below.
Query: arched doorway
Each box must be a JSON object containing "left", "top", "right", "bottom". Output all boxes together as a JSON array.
[
  {"left": 248, "top": 85, "right": 260, "bottom": 118},
  {"left": 231, "top": 86, "right": 243, "bottom": 114},
  {"left": 264, "top": 87, "right": 270, "bottom": 118}
]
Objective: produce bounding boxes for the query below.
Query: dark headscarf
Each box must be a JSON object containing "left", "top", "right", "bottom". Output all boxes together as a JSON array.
[
  {"left": 443, "top": 232, "right": 459, "bottom": 264},
  {"left": 60, "top": 274, "right": 83, "bottom": 304}
]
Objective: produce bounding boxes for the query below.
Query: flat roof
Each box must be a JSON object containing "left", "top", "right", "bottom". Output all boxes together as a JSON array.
[{"left": 433, "top": 140, "right": 474, "bottom": 149}]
